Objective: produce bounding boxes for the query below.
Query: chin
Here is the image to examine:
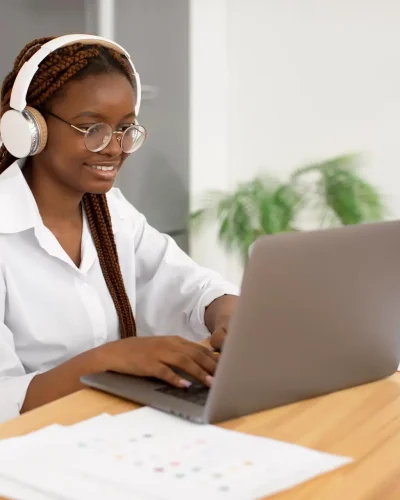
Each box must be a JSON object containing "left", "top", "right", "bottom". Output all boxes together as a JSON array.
[{"left": 85, "top": 182, "right": 116, "bottom": 195}]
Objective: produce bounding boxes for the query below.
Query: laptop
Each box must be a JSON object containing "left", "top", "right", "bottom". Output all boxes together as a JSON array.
[{"left": 81, "top": 220, "right": 400, "bottom": 423}]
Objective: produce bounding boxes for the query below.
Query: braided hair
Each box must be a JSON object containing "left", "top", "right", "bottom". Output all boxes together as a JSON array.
[{"left": 0, "top": 37, "right": 137, "bottom": 338}]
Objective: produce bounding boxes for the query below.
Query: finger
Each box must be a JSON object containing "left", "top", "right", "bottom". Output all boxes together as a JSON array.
[
  {"left": 181, "top": 345, "right": 217, "bottom": 375},
  {"left": 163, "top": 352, "right": 214, "bottom": 387},
  {"left": 152, "top": 362, "right": 193, "bottom": 388},
  {"left": 175, "top": 336, "right": 217, "bottom": 359},
  {"left": 199, "top": 337, "right": 213, "bottom": 351},
  {"left": 210, "top": 327, "right": 227, "bottom": 351},
  {"left": 166, "top": 336, "right": 218, "bottom": 374}
]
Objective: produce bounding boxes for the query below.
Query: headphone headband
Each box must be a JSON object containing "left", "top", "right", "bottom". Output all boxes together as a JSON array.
[{"left": 10, "top": 34, "right": 142, "bottom": 116}]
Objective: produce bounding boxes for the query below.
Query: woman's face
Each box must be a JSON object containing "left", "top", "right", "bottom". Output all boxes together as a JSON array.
[{"left": 34, "top": 71, "right": 136, "bottom": 195}]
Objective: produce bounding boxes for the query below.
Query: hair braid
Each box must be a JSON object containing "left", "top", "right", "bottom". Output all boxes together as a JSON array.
[
  {"left": 0, "top": 36, "right": 137, "bottom": 338},
  {"left": 83, "top": 194, "right": 136, "bottom": 338}
]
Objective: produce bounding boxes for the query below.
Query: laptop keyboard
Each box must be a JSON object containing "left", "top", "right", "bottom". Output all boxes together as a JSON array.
[{"left": 156, "top": 383, "right": 209, "bottom": 406}]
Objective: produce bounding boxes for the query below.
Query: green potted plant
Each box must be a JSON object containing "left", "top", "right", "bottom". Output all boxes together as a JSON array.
[{"left": 191, "top": 154, "right": 386, "bottom": 263}]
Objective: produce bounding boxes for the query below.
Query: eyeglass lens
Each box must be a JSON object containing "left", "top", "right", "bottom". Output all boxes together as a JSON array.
[{"left": 84, "top": 123, "right": 146, "bottom": 153}]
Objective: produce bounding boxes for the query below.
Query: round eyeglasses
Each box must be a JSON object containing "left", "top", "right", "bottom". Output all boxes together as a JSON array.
[{"left": 45, "top": 111, "right": 148, "bottom": 154}]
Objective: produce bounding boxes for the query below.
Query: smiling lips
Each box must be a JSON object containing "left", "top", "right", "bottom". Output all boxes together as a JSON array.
[
  {"left": 90, "top": 165, "right": 115, "bottom": 171},
  {"left": 84, "top": 163, "right": 118, "bottom": 171},
  {"left": 83, "top": 162, "right": 119, "bottom": 180}
]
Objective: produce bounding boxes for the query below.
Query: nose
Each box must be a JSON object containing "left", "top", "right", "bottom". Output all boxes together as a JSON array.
[{"left": 101, "top": 132, "right": 122, "bottom": 157}]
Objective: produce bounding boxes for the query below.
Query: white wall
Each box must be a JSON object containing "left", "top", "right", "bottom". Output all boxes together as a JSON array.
[
  {"left": 189, "top": 0, "right": 231, "bottom": 279},
  {"left": 190, "top": 0, "right": 400, "bottom": 286}
]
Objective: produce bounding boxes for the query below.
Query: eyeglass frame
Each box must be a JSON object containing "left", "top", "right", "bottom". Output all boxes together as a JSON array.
[{"left": 42, "top": 110, "right": 148, "bottom": 153}]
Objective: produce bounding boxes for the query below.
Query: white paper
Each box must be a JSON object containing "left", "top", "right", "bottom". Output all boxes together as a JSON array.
[
  {"left": 0, "top": 407, "right": 352, "bottom": 500},
  {"left": 0, "top": 476, "right": 58, "bottom": 500}
]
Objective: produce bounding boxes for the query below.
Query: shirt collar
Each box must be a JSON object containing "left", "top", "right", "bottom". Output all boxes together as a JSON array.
[
  {"left": 0, "top": 158, "right": 126, "bottom": 236},
  {"left": 0, "top": 159, "right": 42, "bottom": 234}
]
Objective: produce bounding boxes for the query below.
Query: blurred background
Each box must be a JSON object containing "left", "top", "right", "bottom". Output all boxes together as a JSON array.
[{"left": 0, "top": 0, "right": 399, "bottom": 287}]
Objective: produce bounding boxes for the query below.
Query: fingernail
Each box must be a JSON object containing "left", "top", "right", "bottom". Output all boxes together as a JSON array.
[
  {"left": 180, "top": 379, "right": 192, "bottom": 388},
  {"left": 205, "top": 375, "right": 214, "bottom": 386}
]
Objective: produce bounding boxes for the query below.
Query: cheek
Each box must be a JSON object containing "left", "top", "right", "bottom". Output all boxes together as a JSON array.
[{"left": 45, "top": 126, "right": 89, "bottom": 159}]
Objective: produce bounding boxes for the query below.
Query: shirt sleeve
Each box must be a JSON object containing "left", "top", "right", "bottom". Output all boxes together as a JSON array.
[
  {"left": 124, "top": 200, "right": 239, "bottom": 341},
  {"left": 0, "top": 263, "right": 38, "bottom": 423}
]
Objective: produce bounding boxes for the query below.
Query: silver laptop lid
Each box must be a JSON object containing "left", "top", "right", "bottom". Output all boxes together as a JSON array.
[{"left": 205, "top": 220, "right": 400, "bottom": 422}]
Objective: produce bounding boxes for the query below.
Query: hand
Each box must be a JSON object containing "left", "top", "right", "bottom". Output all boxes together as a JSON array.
[
  {"left": 205, "top": 295, "right": 237, "bottom": 352},
  {"left": 209, "top": 325, "right": 227, "bottom": 352},
  {"left": 98, "top": 336, "right": 217, "bottom": 389}
]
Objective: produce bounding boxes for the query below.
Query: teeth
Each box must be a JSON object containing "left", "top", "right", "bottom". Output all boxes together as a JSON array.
[{"left": 89, "top": 165, "right": 115, "bottom": 171}]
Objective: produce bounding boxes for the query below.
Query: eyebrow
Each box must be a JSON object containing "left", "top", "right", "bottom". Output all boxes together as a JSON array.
[{"left": 71, "top": 111, "right": 136, "bottom": 120}]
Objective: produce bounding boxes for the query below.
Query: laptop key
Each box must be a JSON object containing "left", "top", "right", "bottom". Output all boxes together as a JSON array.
[{"left": 156, "top": 383, "right": 209, "bottom": 406}]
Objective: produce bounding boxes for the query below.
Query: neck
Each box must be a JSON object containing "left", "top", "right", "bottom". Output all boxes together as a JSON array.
[{"left": 24, "top": 160, "right": 82, "bottom": 223}]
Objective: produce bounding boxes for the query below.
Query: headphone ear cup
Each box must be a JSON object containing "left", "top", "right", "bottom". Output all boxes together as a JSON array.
[
  {"left": 0, "top": 109, "right": 32, "bottom": 158},
  {"left": 0, "top": 106, "right": 48, "bottom": 158},
  {"left": 25, "top": 106, "right": 48, "bottom": 155}
]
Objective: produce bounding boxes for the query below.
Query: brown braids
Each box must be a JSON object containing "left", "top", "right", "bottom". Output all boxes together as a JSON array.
[
  {"left": 83, "top": 194, "right": 136, "bottom": 338},
  {"left": 0, "top": 37, "right": 137, "bottom": 338}
]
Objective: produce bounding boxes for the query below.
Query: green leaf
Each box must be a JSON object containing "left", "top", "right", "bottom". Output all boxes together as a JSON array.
[
  {"left": 190, "top": 153, "right": 386, "bottom": 263},
  {"left": 190, "top": 209, "right": 205, "bottom": 220}
]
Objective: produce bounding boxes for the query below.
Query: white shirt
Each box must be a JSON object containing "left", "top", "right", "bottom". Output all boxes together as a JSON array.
[{"left": 0, "top": 161, "right": 238, "bottom": 423}]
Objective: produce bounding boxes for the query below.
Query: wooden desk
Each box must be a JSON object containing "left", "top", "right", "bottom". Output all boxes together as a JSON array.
[{"left": 1, "top": 374, "right": 400, "bottom": 500}]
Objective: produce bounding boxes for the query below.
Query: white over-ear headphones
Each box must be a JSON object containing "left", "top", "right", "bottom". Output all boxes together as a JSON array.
[{"left": 0, "top": 34, "right": 141, "bottom": 159}]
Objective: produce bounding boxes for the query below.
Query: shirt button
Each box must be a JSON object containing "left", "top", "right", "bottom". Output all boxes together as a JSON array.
[{"left": 77, "top": 280, "right": 88, "bottom": 291}]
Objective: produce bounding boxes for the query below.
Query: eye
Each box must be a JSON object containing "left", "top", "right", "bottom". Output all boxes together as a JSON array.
[
  {"left": 117, "top": 123, "right": 135, "bottom": 131},
  {"left": 77, "top": 123, "right": 102, "bottom": 131}
]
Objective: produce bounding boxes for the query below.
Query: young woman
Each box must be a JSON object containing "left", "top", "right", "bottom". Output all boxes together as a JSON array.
[{"left": 0, "top": 35, "right": 238, "bottom": 423}]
